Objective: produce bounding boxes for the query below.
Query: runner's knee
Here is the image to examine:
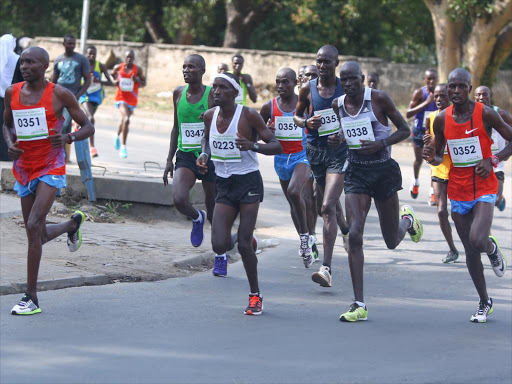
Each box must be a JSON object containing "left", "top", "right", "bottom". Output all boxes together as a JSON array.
[
  {"left": 437, "top": 209, "right": 449, "bottom": 221},
  {"left": 348, "top": 227, "right": 363, "bottom": 249},
  {"left": 287, "top": 184, "right": 301, "bottom": 203},
  {"left": 321, "top": 201, "right": 336, "bottom": 217},
  {"left": 238, "top": 240, "right": 255, "bottom": 257},
  {"left": 469, "top": 233, "right": 488, "bottom": 253}
]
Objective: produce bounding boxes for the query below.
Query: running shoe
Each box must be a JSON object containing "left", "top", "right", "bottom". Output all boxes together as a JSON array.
[
  {"left": 470, "top": 298, "right": 493, "bottom": 323},
  {"left": 429, "top": 193, "right": 437, "bottom": 206},
  {"left": 497, "top": 198, "right": 506, "bottom": 212},
  {"left": 299, "top": 234, "right": 313, "bottom": 268},
  {"left": 119, "top": 146, "right": 128, "bottom": 158},
  {"left": 212, "top": 255, "right": 228, "bottom": 277},
  {"left": 252, "top": 235, "right": 258, "bottom": 252},
  {"left": 400, "top": 205, "right": 423, "bottom": 243},
  {"left": 11, "top": 293, "right": 41, "bottom": 315},
  {"left": 67, "top": 210, "right": 85, "bottom": 252},
  {"left": 190, "top": 210, "right": 206, "bottom": 247},
  {"left": 312, "top": 265, "right": 332, "bottom": 287},
  {"left": 114, "top": 135, "right": 121, "bottom": 150},
  {"left": 339, "top": 302, "right": 368, "bottom": 322},
  {"left": 244, "top": 294, "right": 263, "bottom": 315},
  {"left": 311, "top": 235, "right": 320, "bottom": 262},
  {"left": 488, "top": 236, "right": 506, "bottom": 277},
  {"left": 410, "top": 184, "right": 419, "bottom": 199},
  {"left": 442, "top": 250, "right": 459, "bottom": 264},
  {"left": 90, "top": 147, "right": 98, "bottom": 158},
  {"left": 341, "top": 231, "right": 349, "bottom": 253}
]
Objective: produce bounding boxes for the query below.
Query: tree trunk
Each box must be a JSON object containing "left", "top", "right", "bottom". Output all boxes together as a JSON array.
[
  {"left": 223, "top": 0, "right": 277, "bottom": 48},
  {"left": 143, "top": 0, "right": 171, "bottom": 44},
  {"left": 484, "top": 23, "right": 512, "bottom": 85}
]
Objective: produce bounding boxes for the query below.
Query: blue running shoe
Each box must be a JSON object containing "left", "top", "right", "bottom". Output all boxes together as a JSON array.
[
  {"left": 497, "top": 198, "right": 506, "bottom": 212},
  {"left": 114, "top": 135, "right": 121, "bottom": 150},
  {"left": 191, "top": 210, "right": 205, "bottom": 247},
  {"left": 212, "top": 255, "right": 228, "bottom": 277}
]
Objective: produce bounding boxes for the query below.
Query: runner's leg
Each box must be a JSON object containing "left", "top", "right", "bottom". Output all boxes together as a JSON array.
[
  {"left": 202, "top": 180, "right": 216, "bottom": 225},
  {"left": 238, "top": 201, "right": 261, "bottom": 293},
  {"left": 433, "top": 181, "right": 458, "bottom": 252},
  {"left": 319, "top": 173, "right": 345, "bottom": 265},
  {"left": 374, "top": 192, "right": 409, "bottom": 249},
  {"left": 173, "top": 167, "right": 200, "bottom": 220}
]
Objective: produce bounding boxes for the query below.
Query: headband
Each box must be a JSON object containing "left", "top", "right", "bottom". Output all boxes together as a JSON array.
[{"left": 214, "top": 73, "right": 241, "bottom": 93}]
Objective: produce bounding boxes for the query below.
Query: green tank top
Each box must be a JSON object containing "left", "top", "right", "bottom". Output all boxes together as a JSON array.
[
  {"left": 177, "top": 85, "right": 211, "bottom": 153},
  {"left": 228, "top": 71, "right": 248, "bottom": 105}
]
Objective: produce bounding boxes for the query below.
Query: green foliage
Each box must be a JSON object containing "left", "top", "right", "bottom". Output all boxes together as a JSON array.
[{"left": 446, "top": 0, "right": 495, "bottom": 21}]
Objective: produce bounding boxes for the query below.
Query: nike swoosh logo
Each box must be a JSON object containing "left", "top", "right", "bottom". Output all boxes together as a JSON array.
[
  {"left": 247, "top": 192, "right": 259, "bottom": 196},
  {"left": 465, "top": 128, "right": 478, "bottom": 134}
]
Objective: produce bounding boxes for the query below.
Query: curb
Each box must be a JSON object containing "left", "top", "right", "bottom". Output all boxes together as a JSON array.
[{"left": 0, "top": 274, "right": 112, "bottom": 296}]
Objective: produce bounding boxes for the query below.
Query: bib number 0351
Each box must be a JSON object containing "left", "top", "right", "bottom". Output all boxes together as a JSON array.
[{"left": 12, "top": 107, "right": 49, "bottom": 141}]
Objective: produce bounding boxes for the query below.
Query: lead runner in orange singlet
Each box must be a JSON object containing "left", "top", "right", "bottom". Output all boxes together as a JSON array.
[
  {"left": 3, "top": 47, "right": 94, "bottom": 315},
  {"left": 423, "top": 68, "right": 512, "bottom": 323}
]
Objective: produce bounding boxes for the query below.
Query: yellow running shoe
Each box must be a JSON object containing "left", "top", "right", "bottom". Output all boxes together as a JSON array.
[
  {"left": 400, "top": 205, "right": 423, "bottom": 243},
  {"left": 339, "top": 303, "right": 368, "bottom": 322}
]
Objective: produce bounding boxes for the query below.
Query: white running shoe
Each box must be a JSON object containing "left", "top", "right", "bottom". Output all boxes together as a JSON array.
[
  {"left": 340, "top": 231, "right": 349, "bottom": 253},
  {"left": 312, "top": 265, "right": 332, "bottom": 287},
  {"left": 11, "top": 294, "right": 41, "bottom": 315},
  {"left": 299, "top": 234, "right": 314, "bottom": 268}
]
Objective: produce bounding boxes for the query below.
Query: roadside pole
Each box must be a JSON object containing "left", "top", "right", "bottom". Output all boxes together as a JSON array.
[{"left": 77, "top": 0, "right": 96, "bottom": 201}]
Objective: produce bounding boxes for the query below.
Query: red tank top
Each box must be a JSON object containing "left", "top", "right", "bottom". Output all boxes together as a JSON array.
[
  {"left": 445, "top": 102, "right": 497, "bottom": 201},
  {"left": 11, "top": 82, "right": 65, "bottom": 185},
  {"left": 271, "top": 98, "right": 303, "bottom": 154},
  {"left": 115, "top": 63, "right": 139, "bottom": 106}
]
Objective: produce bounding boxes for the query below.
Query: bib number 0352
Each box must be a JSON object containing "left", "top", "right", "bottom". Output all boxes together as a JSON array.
[{"left": 447, "top": 136, "right": 483, "bottom": 167}]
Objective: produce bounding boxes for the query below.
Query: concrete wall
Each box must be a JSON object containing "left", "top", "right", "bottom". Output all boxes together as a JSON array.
[{"left": 32, "top": 37, "right": 512, "bottom": 110}]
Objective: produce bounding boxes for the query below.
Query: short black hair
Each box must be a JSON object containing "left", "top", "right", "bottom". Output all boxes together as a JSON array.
[
  {"left": 232, "top": 53, "right": 244, "bottom": 62},
  {"left": 63, "top": 34, "right": 75, "bottom": 41},
  {"left": 368, "top": 72, "right": 379, "bottom": 80},
  {"left": 86, "top": 45, "right": 96, "bottom": 51}
]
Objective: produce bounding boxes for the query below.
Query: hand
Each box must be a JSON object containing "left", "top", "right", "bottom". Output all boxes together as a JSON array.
[
  {"left": 240, "top": 73, "right": 251, "bottom": 85},
  {"left": 196, "top": 153, "right": 209, "bottom": 174},
  {"left": 357, "top": 139, "right": 385, "bottom": 155},
  {"left": 93, "top": 77, "right": 100, "bottom": 83},
  {"left": 163, "top": 161, "right": 174, "bottom": 186},
  {"left": 422, "top": 144, "right": 435, "bottom": 162},
  {"left": 198, "top": 112, "right": 205, "bottom": 121},
  {"left": 327, "top": 133, "right": 342, "bottom": 148},
  {"left": 307, "top": 115, "right": 322, "bottom": 130},
  {"left": 475, "top": 158, "right": 492, "bottom": 179},
  {"left": 48, "top": 129, "right": 67, "bottom": 148},
  {"left": 8, "top": 141, "right": 23, "bottom": 160},
  {"left": 426, "top": 92, "right": 434, "bottom": 104},
  {"left": 423, "top": 133, "right": 433, "bottom": 146},
  {"left": 267, "top": 118, "right": 275, "bottom": 134},
  {"left": 235, "top": 132, "right": 254, "bottom": 151}
]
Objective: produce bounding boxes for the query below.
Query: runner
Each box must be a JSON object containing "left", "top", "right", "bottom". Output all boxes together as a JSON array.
[
  {"left": 51, "top": 34, "right": 91, "bottom": 161},
  {"left": 217, "top": 63, "right": 228, "bottom": 74},
  {"left": 296, "top": 65, "right": 306, "bottom": 94},
  {"left": 294, "top": 45, "right": 350, "bottom": 288},
  {"left": 260, "top": 67, "right": 318, "bottom": 267},
  {"left": 423, "top": 84, "right": 460, "bottom": 263},
  {"left": 197, "top": 72, "right": 281, "bottom": 315},
  {"left": 230, "top": 54, "right": 257, "bottom": 105},
  {"left": 423, "top": 68, "right": 512, "bottom": 323},
  {"left": 406, "top": 69, "right": 437, "bottom": 202},
  {"left": 474, "top": 85, "right": 512, "bottom": 212},
  {"left": 302, "top": 65, "right": 318, "bottom": 85},
  {"left": 367, "top": 72, "right": 379, "bottom": 89},
  {"left": 3, "top": 47, "right": 94, "bottom": 315},
  {"left": 112, "top": 49, "right": 146, "bottom": 158},
  {"left": 332, "top": 61, "right": 422, "bottom": 322},
  {"left": 79, "top": 45, "right": 113, "bottom": 158},
  {"left": 162, "top": 54, "right": 221, "bottom": 272}
]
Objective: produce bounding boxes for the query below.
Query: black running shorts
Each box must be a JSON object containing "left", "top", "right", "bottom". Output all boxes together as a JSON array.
[
  {"left": 215, "top": 170, "right": 264, "bottom": 208},
  {"left": 306, "top": 143, "right": 348, "bottom": 187},
  {"left": 344, "top": 159, "right": 402, "bottom": 200},
  {"left": 175, "top": 150, "right": 216, "bottom": 182}
]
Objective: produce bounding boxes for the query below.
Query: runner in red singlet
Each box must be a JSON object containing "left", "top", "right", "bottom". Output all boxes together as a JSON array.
[
  {"left": 112, "top": 50, "right": 146, "bottom": 158},
  {"left": 423, "top": 68, "right": 512, "bottom": 323},
  {"left": 2, "top": 47, "right": 94, "bottom": 315}
]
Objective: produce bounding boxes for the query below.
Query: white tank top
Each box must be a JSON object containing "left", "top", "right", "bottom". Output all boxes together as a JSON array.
[
  {"left": 491, "top": 106, "right": 506, "bottom": 172},
  {"left": 210, "top": 104, "right": 259, "bottom": 178}
]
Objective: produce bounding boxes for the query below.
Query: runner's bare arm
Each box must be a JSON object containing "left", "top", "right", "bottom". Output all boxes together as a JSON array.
[
  {"left": 76, "top": 71, "right": 92, "bottom": 99},
  {"left": 423, "top": 116, "right": 432, "bottom": 146},
  {"left": 406, "top": 88, "right": 433, "bottom": 118},
  {"left": 423, "top": 111, "right": 446, "bottom": 166},
  {"left": 259, "top": 101, "right": 274, "bottom": 132},
  {"left": 111, "top": 65, "right": 120, "bottom": 84},
  {"left": 51, "top": 64, "right": 59, "bottom": 84},
  {"left": 100, "top": 63, "right": 114, "bottom": 86},
  {"left": 327, "top": 98, "right": 344, "bottom": 148},
  {"left": 241, "top": 73, "right": 257, "bottom": 103},
  {"left": 135, "top": 66, "right": 146, "bottom": 87},
  {"left": 236, "top": 109, "right": 281, "bottom": 155},
  {"left": 293, "top": 83, "right": 311, "bottom": 125},
  {"left": 2, "top": 87, "right": 24, "bottom": 160},
  {"left": 163, "top": 86, "right": 184, "bottom": 184},
  {"left": 197, "top": 109, "right": 214, "bottom": 174},
  {"left": 51, "top": 86, "right": 94, "bottom": 147}
]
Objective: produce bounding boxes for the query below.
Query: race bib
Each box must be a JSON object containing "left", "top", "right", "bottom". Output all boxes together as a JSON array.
[
  {"left": 491, "top": 130, "right": 500, "bottom": 153},
  {"left": 447, "top": 136, "right": 483, "bottom": 167},
  {"left": 181, "top": 122, "right": 204, "bottom": 149},
  {"left": 210, "top": 133, "right": 241, "bottom": 162},
  {"left": 88, "top": 81, "right": 102, "bottom": 94},
  {"left": 275, "top": 116, "right": 301, "bottom": 141},
  {"left": 119, "top": 78, "right": 134, "bottom": 92},
  {"left": 12, "top": 108, "right": 49, "bottom": 141},
  {"left": 341, "top": 117, "right": 375, "bottom": 149},
  {"left": 316, "top": 108, "right": 340, "bottom": 136}
]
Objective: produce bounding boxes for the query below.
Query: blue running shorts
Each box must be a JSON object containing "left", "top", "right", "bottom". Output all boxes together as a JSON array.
[
  {"left": 274, "top": 150, "right": 310, "bottom": 181},
  {"left": 451, "top": 194, "right": 497, "bottom": 215},
  {"left": 14, "top": 175, "right": 67, "bottom": 198}
]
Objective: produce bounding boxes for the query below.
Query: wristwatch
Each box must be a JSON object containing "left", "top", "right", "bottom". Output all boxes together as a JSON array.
[
  {"left": 67, "top": 133, "right": 76, "bottom": 144},
  {"left": 490, "top": 155, "right": 500, "bottom": 168},
  {"left": 304, "top": 118, "right": 309, "bottom": 129},
  {"left": 252, "top": 142, "right": 260, "bottom": 152}
]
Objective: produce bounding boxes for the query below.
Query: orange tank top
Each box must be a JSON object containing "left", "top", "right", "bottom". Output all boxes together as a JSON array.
[
  {"left": 11, "top": 81, "right": 65, "bottom": 185},
  {"left": 271, "top": 97, "right": 303, "bottom": 154},
  {"left": 115, "top": 63, "right": 139, "bottom": 107},
  {"left": 444, "top": 102, "right": 497, "bottom": 201}
]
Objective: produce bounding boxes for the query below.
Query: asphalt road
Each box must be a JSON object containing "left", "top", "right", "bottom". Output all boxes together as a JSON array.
[{"left": 1, "top": 119, "right": 511, "bottom": 383}]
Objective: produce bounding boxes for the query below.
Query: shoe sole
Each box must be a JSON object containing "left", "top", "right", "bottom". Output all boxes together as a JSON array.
[
  {"left": 339, "top": 316, "right": 367, "bottom": 322},
  {"left": 244, "top": 304, "right": 263, "bottom": 316},
  {"left": 312, "top": 273, "right": 331, "bottom": 287},
  {"left": 68, "top": 211, "right": 85, "bottom": 252},
  {"left": 11, "top": 308, "right": 42, "bottom": 315},
  {"left": 470, "top": 307, "right": 493, "bottom": 323},
  {"left": 212, "top": 272, "right": 227, "bottom": 277}
]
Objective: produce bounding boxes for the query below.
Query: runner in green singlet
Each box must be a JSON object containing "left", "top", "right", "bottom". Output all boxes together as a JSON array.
[{"left": 230, "top": 54, "right": 257, "bottom": 105}]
